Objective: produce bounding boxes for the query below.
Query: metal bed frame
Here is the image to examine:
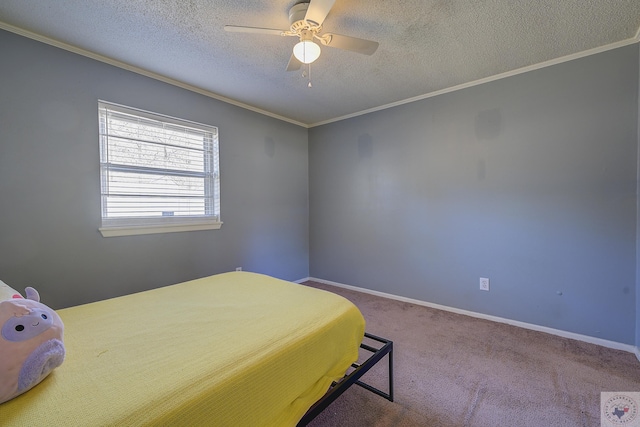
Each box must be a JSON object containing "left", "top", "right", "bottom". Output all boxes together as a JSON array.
[{"left": 297, "top": 332, "right": 394, "bottom": 426}]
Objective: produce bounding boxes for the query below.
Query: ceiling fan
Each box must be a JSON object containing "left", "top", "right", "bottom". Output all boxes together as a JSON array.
[{"left": 224, "top": 0, "right": 379, "bottom": 72}]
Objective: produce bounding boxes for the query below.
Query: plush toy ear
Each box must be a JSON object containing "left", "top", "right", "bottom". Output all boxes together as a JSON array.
[
  {"left": 0, "top": 280, "right": 23, "bottom": 301},
  {"left": 25, "top": 287, "right": 40, "bottom": 302}
]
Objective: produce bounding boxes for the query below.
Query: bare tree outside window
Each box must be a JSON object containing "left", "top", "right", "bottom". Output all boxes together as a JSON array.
[{"left": 98, "top": 101, "right": 220, "bottom": 237}]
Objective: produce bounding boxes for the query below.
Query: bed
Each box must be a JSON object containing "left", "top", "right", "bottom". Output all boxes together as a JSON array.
[{"left": 1, "top": 271, "right": 373, "bottom": 426}]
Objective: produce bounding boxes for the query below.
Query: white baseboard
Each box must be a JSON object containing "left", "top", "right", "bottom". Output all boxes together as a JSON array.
[{"left": 297, "top": 276, "right": 639, "bottom": 358}]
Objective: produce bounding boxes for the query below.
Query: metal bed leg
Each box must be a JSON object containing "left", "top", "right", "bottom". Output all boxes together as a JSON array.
[
  {"left": 297, "top": 332, "right": 394, "bottom": 426},
  {"left": 355, "top": 333, "right": 394, "bottom": 402}
]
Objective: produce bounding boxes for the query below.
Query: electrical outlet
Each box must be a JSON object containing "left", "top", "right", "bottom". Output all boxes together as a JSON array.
[
  {"left": 479, "top": 277, "right": 490, "bottom": 291},
  {"left": 235, "top": 267, "right": 242, "bottom": 271}
]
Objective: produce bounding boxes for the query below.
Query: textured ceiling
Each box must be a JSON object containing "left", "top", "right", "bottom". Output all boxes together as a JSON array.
[{"left": 1, "top": 0, "right": 639, "bottom": 127}]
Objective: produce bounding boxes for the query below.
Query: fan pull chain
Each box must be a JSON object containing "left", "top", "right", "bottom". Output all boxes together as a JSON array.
[{"left": 301, "top": 65, "right": 312, "bottom": 88}]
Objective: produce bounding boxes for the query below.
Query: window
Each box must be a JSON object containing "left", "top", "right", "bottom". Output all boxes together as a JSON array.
[{"left": 98, "top": 101, "right": 221, "bottom": 237}]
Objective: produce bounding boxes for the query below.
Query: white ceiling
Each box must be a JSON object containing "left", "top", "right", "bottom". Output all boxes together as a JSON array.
[{"left": 1, "top": 0, "right": 639, "bottom": 127}]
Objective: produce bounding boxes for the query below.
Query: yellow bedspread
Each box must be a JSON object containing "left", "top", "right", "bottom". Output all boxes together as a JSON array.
[{"left": 1, "top": 272, "right": 365, "bottom": 426}]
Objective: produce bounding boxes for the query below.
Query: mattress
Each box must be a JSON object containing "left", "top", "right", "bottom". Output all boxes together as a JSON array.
[{"left": 1, "top": 272, "right": 365, "bottom": 426}]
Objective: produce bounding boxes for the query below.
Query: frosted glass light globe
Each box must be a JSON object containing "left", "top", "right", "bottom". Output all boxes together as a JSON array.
[{"left": 293, "top": 40, "right": 321, "bottom": 64}]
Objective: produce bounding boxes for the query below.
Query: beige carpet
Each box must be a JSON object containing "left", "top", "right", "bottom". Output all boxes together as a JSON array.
[{"left": 303, "top": 280, "right": 640, "bottom": 427}]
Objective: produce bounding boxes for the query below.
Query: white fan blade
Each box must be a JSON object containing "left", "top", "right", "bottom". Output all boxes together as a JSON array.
[
  {"left": 286, "top": 54, "right": 303, "bottom": 71},
  {"left": 224, "top": 25, "right": 286, "bottom": 36},
  {"left": 304, "top": 0, "right": 336, "bottom": 26},
  {"left": 321, "top": 33, "right": 379, "bottom": 55}
]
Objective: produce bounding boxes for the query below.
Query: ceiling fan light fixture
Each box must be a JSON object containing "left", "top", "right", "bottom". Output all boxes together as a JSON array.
[{"left": 293, "top": 40, "right": 321, "bottom": 64}]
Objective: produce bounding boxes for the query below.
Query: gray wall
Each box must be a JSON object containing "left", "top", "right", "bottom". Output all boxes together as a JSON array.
[
  {"left": 637, "top": 43, "right": 640, "bottom": 352},
  {"left": 0, "top": 30, "right": 309, "bottom": 309},
  {"left": 309, "top": 45, "right": 639, "bottom": 345}
]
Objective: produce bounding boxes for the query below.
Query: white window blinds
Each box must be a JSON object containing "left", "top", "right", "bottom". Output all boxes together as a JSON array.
[{"left": 98, "top": 101, "right": 221, "bottom": 236}]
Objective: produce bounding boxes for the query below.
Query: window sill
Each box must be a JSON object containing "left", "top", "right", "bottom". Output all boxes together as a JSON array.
[{"left": 99, "top": 221, "right": 222, "bottom": 237}]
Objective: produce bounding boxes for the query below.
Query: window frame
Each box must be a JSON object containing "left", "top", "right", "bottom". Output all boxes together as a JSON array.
[{"left": 97, "top": 101, "right": 222, "bottom": 237}]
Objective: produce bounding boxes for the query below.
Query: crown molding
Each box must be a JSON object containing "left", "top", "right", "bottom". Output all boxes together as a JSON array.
[
  {"left": 1, "top": 19, "right": 638, "bottom": 130},
  {"left": 309, "top": 36, "right": 640, "bottom": 128},
  {"left": 0, "top": 21, "right": 309, "bottom": 128}
]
